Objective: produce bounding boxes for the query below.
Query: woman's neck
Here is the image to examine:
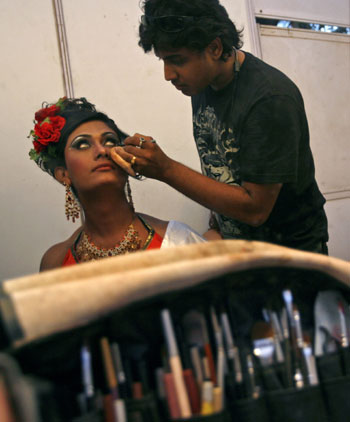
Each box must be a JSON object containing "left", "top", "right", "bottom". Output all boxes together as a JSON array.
[{"left": 79, "top": 188, "right": 135, "bottom": 241}]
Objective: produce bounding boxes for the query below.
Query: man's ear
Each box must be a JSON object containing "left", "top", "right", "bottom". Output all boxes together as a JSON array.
[
  {"left": 54, "top": 167, "right": 70, "bottom": 185},
  {"left": 207, "top": 37, "right": 223, "bottom": 60}
]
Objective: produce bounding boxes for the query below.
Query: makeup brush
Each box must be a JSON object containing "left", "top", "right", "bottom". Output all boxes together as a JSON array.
[
  {"left": 338, "top": 300, "right": 350, "bottom": 374},
  {"left": 220, "top": 312, "right": 244, "bottom": 398},
  {"left": 182, "top": 310, "right": 217, "bottom": 385},
  {"left": 210, "top": 307, "right": 225, "bottom": 412},
  {"left": 80, "top": 342, "right": 95, "bottom": 412},
  {"left": 252, "top": 321, "right": 275, "bottom": 366},
  {"left": 175, "top": 324, "right": 201, "bottom": 415},
  {"left": 251, "top": 321, "right": 282, "bottom": 391},
  {"left": 280, "top": 307, "right": 293, "bottom": 388},
  {"left": 190, "top": 345, "right": 204, "bottom": 387},
  {"left": 302, "top": 334, "right": 319, "bottom": 386},
  {"left": 246, "top": 354, "right": 260, "bottom": 399},
  {"left": 269, "top": 310, "right": 285, "bottom": 363},
  {"left": 111, "top": 343, "right": 128, "bottom": 399},
  {"left": 292, "top": 304, "right": 309, "bottom": 386},
  {"left": 210, "top": 307, "right": 226, "bottom": 389},
  {"left": 282, "top": 290, "right": 306, "bottom": 388},
  {"left": 161, "top": 309, "right": 192, "bottom": 419}
]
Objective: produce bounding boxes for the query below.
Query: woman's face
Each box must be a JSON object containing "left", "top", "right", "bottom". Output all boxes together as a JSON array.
[{"left": 63, "top": 120, "right": 126, "bottom": 193}]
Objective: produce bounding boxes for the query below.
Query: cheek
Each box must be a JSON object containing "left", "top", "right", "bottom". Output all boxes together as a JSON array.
[{"left": 65, "top": 156, "right": 88, "bottom": 180}]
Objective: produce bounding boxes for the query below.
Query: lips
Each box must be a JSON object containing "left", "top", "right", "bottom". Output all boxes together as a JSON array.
[{"left": 92, "top": 163, "right": 115, "bottom": 171}]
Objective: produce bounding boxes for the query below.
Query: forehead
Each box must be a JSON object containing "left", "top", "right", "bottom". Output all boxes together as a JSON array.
[
  {"left": 156, "top": 47, "right": 201, "bottom": 60},
  {"left": 68, "top": 120, "right": 115, "bottom": 140}
]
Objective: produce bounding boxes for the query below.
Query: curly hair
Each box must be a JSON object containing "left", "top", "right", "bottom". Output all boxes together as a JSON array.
[
  {"left": 139, "top": 0, "right": 243, "bottom": 60},
  {"left": 30, "top": 98, "right": 128, "bottom": 177}
]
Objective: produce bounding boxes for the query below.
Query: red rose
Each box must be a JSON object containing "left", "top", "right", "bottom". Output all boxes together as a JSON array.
[
  {"left": 33, "top": 140, "right": 46, "bottom": 153},
  {"left": 34, "top": 121, "right": 61, "bottom": 146},
  {"left": 35, "top": 105, "right": 60, "bottom": 122},
  {"left": 49, "top": 115, "right": 66, "bottom": 131}
]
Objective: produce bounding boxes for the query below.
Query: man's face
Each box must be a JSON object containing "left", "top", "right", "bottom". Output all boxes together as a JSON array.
[{"left": 156, "top": 46, "right": 218, "bottom": 96}]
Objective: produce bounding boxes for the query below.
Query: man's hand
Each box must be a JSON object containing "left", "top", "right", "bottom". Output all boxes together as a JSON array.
[{"left": 111, "top": 133, "right": 174, "bottom": 180}]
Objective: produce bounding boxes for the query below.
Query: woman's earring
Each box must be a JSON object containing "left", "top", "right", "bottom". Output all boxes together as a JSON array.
[
  {"left": 64, "top": 182, "right": 80, "bottom": 223},
  {"left": 126, "top": 178, "right": 134, "bottom": 211}
]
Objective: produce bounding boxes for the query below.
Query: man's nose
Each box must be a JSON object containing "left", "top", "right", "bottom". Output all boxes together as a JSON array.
[{"left": 164, "top": 63, "right": 177, "bottom": 81}]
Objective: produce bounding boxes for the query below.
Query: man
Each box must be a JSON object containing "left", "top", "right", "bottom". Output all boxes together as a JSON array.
[{"left": 117, "top": 0, "right": 328, "bottom": 253}]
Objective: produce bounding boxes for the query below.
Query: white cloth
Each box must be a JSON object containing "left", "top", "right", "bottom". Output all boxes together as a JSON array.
[{"left": 161, "top": 220, "right": 206, "bottom": 248}]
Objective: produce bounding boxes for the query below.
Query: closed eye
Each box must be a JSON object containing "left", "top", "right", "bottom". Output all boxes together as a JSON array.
[
  {"left": 104, "top": 136, "right": 120, "bottom": 147},
  {"left": 70, "top": 138, "right": 90, "bottom": 150}
]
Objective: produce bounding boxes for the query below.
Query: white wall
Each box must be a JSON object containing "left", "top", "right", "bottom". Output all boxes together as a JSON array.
[
  {"left": 1, "top": 0, "right": 348, "bottom": 282},
  {"left": 0, "top": 0, "right": 68, "bottom": 281}
]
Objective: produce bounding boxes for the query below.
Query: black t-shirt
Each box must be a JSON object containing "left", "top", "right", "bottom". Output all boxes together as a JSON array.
[{"left": 191, "top": 52, "right": 328, "bottom": 251}]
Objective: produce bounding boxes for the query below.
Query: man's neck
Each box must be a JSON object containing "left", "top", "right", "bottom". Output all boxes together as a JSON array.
[{"left": 210, "top": 50, "right": 244, "bottom": 91}]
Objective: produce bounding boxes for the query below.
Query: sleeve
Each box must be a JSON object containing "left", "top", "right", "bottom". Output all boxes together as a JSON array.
[
  {"left": 161, "top": 221, "right": 206, "bottom": 249},
  {"left": 238, "top": 95, "right": 301, "bottom": 184}
]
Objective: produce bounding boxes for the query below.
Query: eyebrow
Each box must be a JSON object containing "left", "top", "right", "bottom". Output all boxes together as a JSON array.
[
  {"left": 71, "top": 131, "right": 118, "bottom": 141},
  {"left": 162, "top": 53, "right": 184, "bottom": 61},
  {"left": 157, "top": 53, "right": 184, "bottom": 61}
]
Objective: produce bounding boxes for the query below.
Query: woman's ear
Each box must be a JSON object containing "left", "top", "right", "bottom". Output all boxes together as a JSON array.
[{"left": 54, "top": 167, "right": 70, "bottom": 185}]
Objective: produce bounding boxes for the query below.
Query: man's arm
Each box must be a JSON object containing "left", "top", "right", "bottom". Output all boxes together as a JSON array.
[
  {"left": 113, "top": 135, "right": 281, "bottom": 227},
  {"left": 158, "top": 157, "right": 281, "bottom": 227}
]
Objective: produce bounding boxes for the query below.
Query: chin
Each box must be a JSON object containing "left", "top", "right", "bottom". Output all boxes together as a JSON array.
[{"left": 179, "top": 87, "right": 194, "bottom": 96}]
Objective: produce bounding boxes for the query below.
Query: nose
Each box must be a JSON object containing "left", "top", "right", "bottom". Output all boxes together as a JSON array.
[
  {"left": 94, "top": 142, "right": 109, "bottom": 159},
  {"left": 164, "top": 63, "right": 177, "bottom": 82}
]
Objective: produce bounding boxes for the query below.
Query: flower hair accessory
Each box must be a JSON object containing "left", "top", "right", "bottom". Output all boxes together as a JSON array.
[{"left": 28, "top": 97, "right": 67, "bottom": 162}]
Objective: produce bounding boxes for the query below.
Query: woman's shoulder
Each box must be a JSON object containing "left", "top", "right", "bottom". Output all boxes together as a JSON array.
[
  {"left": 39, "top": 227, "right": 82, "bottom": 272},
  {"left": 137, "top": 213, "right": 206, "bottom": 245},
  {"left": 137, "top": 213, "right": 168, "bottom": 238}
]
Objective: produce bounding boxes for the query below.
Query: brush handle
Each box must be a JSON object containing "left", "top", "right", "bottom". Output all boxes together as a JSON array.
[
  {"left": 260, "top": 365, "right": 283, "bottom": 391},
  {"left": 283, "top": 338, "right": 294, "bottom": 388},
  {"left": 183, "top": 368, "right": 201, "bottom": 415},
  {"left": 341, "top": 347, "right": 350, "bottom": 375},
  {"left": 164, "top": 372, "right": 181, "bottom": 419},
  {"left": 204, "top": 343, "right": 217, "bottom": 385},
  {"left": 170, "top": 355, "right": 192, "bottom": 418}
]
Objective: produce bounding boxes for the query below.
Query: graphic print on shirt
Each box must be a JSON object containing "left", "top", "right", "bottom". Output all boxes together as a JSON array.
[{"left": 193, "top": 105, "right": 244, "bottom": 237}]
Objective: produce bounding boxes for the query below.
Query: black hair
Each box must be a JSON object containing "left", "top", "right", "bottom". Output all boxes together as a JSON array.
[
  {"left": 139, "top": 0, "right": 243, "bottom": 59},
  {"left": 33, "top": 98, "right": 128, "bottom": 177}
]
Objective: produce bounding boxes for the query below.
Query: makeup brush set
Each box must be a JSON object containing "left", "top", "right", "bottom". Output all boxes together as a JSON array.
[{"left": 0, "top": 241, "right": 349, "bottom": 422}]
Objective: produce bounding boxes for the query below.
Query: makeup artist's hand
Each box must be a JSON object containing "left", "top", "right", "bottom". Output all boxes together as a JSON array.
[{"left": 112, "top": 133, "right": 175, "bottom": 181}]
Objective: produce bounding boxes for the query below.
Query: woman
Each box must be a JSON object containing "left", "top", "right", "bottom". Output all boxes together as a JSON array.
[{"left": 28, "top": 97, "right": 205, "bottom": 271}]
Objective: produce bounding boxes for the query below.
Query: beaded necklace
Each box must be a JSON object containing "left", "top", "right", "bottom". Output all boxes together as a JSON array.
[{"left": 76, "top": 222, "right": 141, "bottom": 262}]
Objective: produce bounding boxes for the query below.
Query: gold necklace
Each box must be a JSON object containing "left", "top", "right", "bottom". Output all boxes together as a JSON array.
[{"left": 76, "top": 222, "right": 141, "bottom": 262}]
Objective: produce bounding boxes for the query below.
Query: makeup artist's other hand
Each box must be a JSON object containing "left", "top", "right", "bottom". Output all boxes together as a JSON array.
[
  {"left": 110, "top": 147, "right": 136, "bottom": 177},
  {"left": 113, "top": 133, "right": 175, "bottom": 181}
]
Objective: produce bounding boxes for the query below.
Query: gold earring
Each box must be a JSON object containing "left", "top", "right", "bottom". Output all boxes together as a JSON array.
[
  {"left": 125, "top": 178, "right": 134, "bottom": 211},
  {"left": 64, "top": 182, "right": 80, "bottom": 223}
]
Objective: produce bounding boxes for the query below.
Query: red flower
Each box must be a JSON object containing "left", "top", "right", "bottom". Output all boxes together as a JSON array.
[
  {"left": 34, "top": 115, "right": 66, "bottom": 147},
  {"left": 49, "top": 115, "right": 66, "bottom": 131},
  {"left": 35, "top": 105, "right": 60, "bottom": 122},
  {"left": 33, "top": 140, "right": 46, "bottom": 153}
]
